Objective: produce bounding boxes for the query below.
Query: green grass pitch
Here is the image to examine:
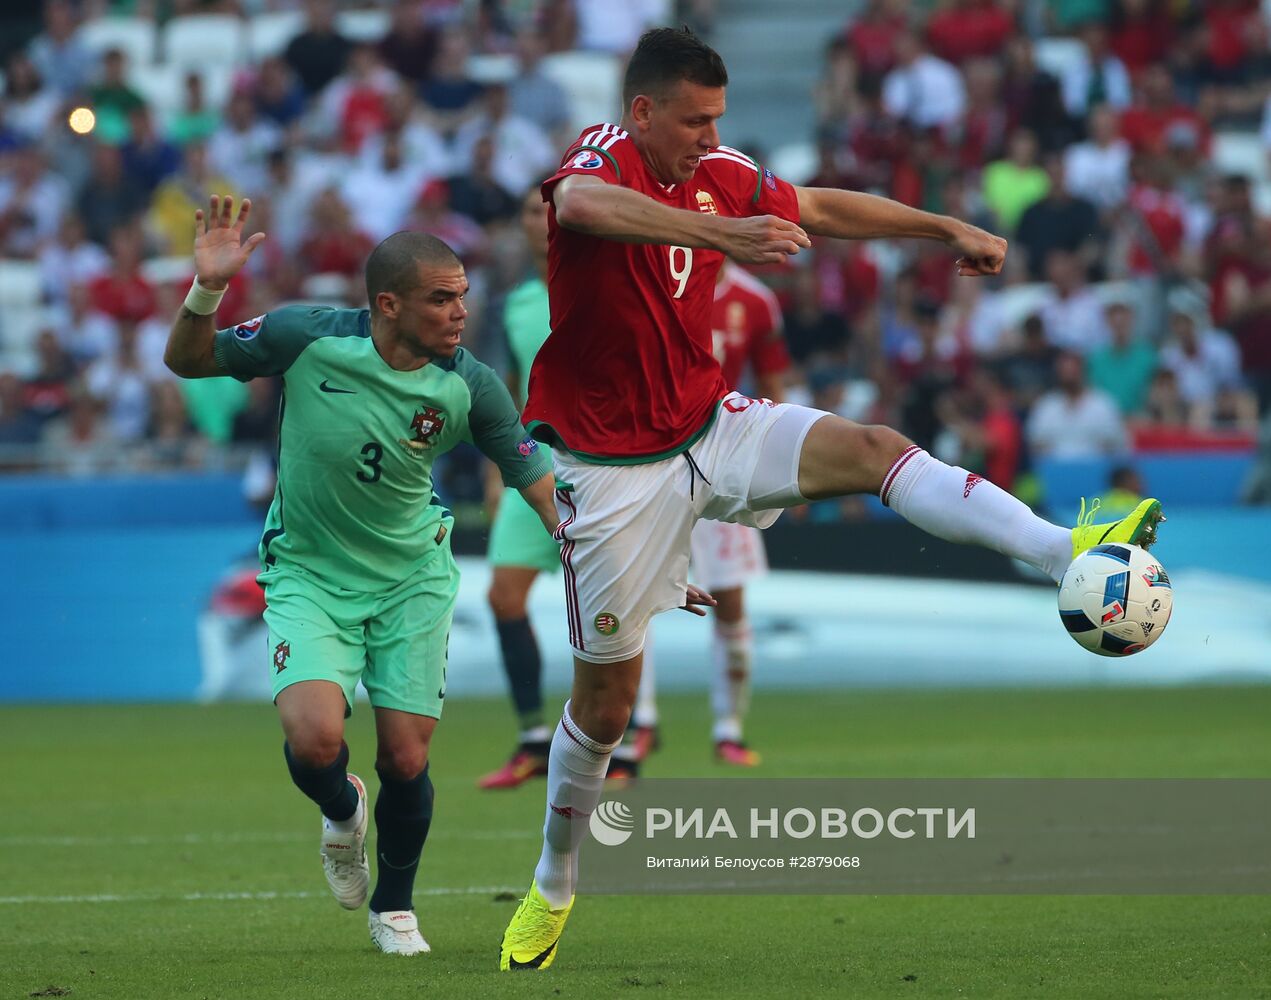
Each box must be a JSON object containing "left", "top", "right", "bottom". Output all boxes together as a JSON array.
[{"left": 5, "top": 687, "right": 1270, "bottom": 999}]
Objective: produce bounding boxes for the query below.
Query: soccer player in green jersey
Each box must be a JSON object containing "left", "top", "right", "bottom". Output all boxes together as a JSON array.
[{"left": 165, "top": 194, "right": 557, "bottom": 955}]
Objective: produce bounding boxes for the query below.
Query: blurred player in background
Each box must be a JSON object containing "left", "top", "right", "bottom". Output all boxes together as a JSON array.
[
  {"left": 500, "top": 27, "right": 1165, "bottom": 971},
  {"left": 163, "top": 195, "right": 556, "bottom": 956}
]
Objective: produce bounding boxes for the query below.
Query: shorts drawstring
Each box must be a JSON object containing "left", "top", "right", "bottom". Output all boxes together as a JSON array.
[{"left": 683, "top": 450, "right": 711, "bottom": 501}]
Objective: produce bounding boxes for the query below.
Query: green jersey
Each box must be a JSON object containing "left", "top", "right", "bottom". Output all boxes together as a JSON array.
[
  {"left": 503, "top": 277, "right": 551, "bottom": 407},
  {"left": 213, "top": 305, "right": 551, "bottom": 591}
]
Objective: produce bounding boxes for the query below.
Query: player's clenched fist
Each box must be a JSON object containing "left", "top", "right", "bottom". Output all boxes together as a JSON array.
[
  {"left": 719, "top": 214, "right": 812, "bottom": 265},
  {"left": 193, "top": 194, "right": 267, "bottom": 291},
  {"left": 948, "top": 220, "right": 1007, "bottom": 277}
]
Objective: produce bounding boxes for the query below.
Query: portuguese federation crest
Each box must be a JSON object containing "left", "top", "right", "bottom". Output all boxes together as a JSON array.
[
  {"left": 273, "top": 641, "right": 291, "bottom": 672},
  {"left": 403, "top": 406, "right": 446, "bottom": 451}
]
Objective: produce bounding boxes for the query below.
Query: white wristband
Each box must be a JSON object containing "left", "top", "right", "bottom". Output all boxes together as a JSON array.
[{"left": 184, "top": 277, "right": 227, "bottom": 316}]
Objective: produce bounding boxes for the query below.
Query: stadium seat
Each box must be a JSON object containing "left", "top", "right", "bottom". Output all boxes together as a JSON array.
[
  {"left": 162, "top": 14, "right": 246, "bottom": 70},
  {"left": 1033, "top": 37, "right": 1087, "bottom": 81},
  {"left": 131, "top": 62, "right": 235, "bottom": 126},
  {"left": 247, "top": 10, "right": 305, "bottom": 61},
  {"left": 141, "top": 255, "right": 195, "bottom": 287},
  {"left": 467, "top": 53, "right": 517, "bottom": 85},
  {"left": 301, "top": 272, "right": 354, "bottom": 304},
  {"left": 768, "top": 141, "right": 818, "bottom": 185},
  {"left": 1212, "top": 131, "right": 1268, "bottom": 181},
  {"left": 0, "top": 260, "right": 42, "bottom": 308},
  {"left": 994, "top": 282, "right": 1052, "bottom": 329},
  {"left": 0, "top": 303, "right": 53, "bottom": 372},
  {"left": 76, "top": 16, "right": 158, "bottom": 68},
  {"left": 541, "top": 51, "right": 622, "bottom": 134},
  {"left": 335, "top": 9, "right": 390, "bottom": 43}
]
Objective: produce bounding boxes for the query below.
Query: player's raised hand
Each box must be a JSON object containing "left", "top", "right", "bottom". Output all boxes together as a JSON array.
[
  {"left": 721, "top": 215, "right": 812, "bottom": 265},
  {"left": 193, "top": 194, "right": 267, "bottom": 290},
  {"left": 948, "top": 221, "right": 1007, "bottom": 277}
]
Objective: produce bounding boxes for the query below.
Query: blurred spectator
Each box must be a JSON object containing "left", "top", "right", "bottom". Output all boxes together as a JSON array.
[
  {"left": 452, "top": 84, "right": 555, "bottom": 198},
  {"left": 895, "top": 296, "right": 973, "bottom": 449},
  {"left": 1119, "top": 65, "right": 1211, "bottom": 158},
  {"left": 1140, "top": 366, "right": 1190, "bottom": 425},
  {"left": 1027, "top": 350, "right": 1127, "bottom": 457},
  {"left": 261, "top": 147, "right": 333, "bottom": 254},
  {"left": 341, "top": 130, "right": 431, "bottom": 241},
  {"left": 1102, "top": 463, "right": 1145, "bottom": 516},
  {"left": 142, "top": 382, "right": 206, "bottom": 470},
  {"left": 938, "top": 365, "right": 1023, "bottom": 490},
  {"left": 169, "top": 73, "right": 223, "bottom": 148},
  {"left": 52, "top": 283, "right": 118, "bottom": 365},
  {"left": 926, "top": 0, "right": 1015, "bottom": 66},
  {"left": 318, "top": 45, "right": 398, "bottom": 153},
  {"left": 1159, "top": 287, "right": 1247, "bottom": 416},
  {"left": 407, "top": 179, "right": 488, "bottom": 264},
  {"left": 231, "top": 376, "right": 281, "bottom": 448},
  {"left": 996, "top": 313, "right": 1059, "bottom": 409},
  {"left": 39, "top": 215, "right": 110, "bottom": 303},
  {"left": 253, "top": 58, "right": 308, "bottom": 129},
  {"left": 148, "top": 143, "right": 236, "bottom": 256},
  {"left": 573, "top": 0, "right": 665, "bottom": 54},
  {"left": 359, "top": 86, "right": 451, "bottom": 180},
  {"left": 75, "top": 142, "right": 149, "bottom": 247},
  {"left": 2, "top": 53, "right": 59, "bottom": 142},
  {"left": 783, "top": 266, "right": 851, "bottom": 366},
  {"left": 1062, "top": 103, "right": 1131, "bottom": 213},
  {"left": 1015, "top": 156, "right": 1101, "bottom": 281},
  {"left": 842, "top": 0, "right": 905, "bottom": 82},
  {"left": 87, "top": 226, "right": 156, "bottom": 325},
  {"left": 208, "top": 91, "right": 283, "bottom": 193},
  {"left": 26, "top": 0, "right": 90, "bottom": 98},
  {"left": 39, "top": 382, "right": 120, "bottom": 476},
  {"left": 121, "top": 107, "right": 183, "bottom": 197},
  {"left": 84, "top": 320, "right": 157, "bottom": 443},
  {"left": 941, "top": 274, "right": 1009, "bottom": 357},
  {"left": 1059, "top": 20, "right": 1132, "bottom": 119},
  {"left": 957, "top": 58, "right": 1009, "bottom": 171},
  {"left": 23, "top": 330, "right": 76, "bottom": 426},
  {"left": 87, "top": 49, "right": 146, "bottom": 143},
  {"left": 378, "top": 0, "right": 440, "bottom": 84},
  {"left": 1000, "top": 36, "right": 1078, "bottom": 153},
  {"left": 299, "top": 188, "right": 376, "bottom": 277},
  {"left": 882, "top": 30, "right": 966, "bottom": 131},
  {"left": 1108, "top": 0, "right": 1174, "bottom": 77},
  {"left": 284, "top": 0, "right": 354, "bottom": 97},
  {"left": 1038, "top": 250, "right": 1110, "bottom": 352},
  {"left": 982, "top": 128, "right": 1049, "bottom": 233},
  {"left": 1087, "top": 296, "right": 1157, "bottom": 414},
  {"left": 419, "top": 27, "right": 485, "bottom": 132},
  {"left": 0, "top": 142, "right": 70, "bottom": 258},
  {"left": 447, "top": 134, "right": 521, "bottom": 224},
  {"left": 508, "top": 27, "right": 573, "bottom": 143},
  {"left": 1211, "top": 220, "right": 1271, "bottom": 410},
  {"left": 0, "top": 371, "right": 43, "bottom": 449}
]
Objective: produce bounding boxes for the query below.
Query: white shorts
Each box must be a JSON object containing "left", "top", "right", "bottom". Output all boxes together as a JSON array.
[
  {"left": 552, "top": 394, "right": 827, "bottom": 663},
  {"left": 690, "top": 519, "right": 767, "bottom": 592}
]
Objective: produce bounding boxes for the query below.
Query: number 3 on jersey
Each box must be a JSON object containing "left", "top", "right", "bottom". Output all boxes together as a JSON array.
[{"left": 668, "top": 245, "right": 693, "bottom": 299}]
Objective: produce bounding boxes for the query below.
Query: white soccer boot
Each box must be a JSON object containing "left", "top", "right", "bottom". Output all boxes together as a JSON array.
[
  {"left": 320, "top": 773, "right": 369, "bottom": 909},
  {"left": 369, "top": 910, "right": 431, "bottom": 955}
]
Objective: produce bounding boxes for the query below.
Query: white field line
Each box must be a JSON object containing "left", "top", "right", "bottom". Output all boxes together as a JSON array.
[
  {"left": 0, "top": 886, "right": 520, "bottom": 905},
  {"left": 0, "top": 829, "right": 535, "bottom": 847}
]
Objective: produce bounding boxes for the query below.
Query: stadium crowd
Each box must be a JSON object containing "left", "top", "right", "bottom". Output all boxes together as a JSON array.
[{"left": 0, "top": 0, "right": 1267, "bottom": 510}]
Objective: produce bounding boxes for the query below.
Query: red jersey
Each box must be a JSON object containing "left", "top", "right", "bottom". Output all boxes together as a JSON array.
[
  {"left": 524, "top": 123, "right": 801, "bottom": 462},
  {"left": 711, "top": 264, "right": 789, "bottom": 391}
]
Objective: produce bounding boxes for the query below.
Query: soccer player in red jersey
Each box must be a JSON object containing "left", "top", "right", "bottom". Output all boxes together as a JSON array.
[{"left": 500, "top": 28, "right": 1165, "bottom": 970}]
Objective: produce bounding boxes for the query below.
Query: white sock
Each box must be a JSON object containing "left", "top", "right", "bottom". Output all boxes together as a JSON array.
[
  {"left": 633, "top": 639, "right": 658, "bottom": 728},
  {"left": 324, "top": 784, "right": 364, "bottom": 833},
  {"left": 711, "top": 619, "right": 752, "bottom": 743},
  {"left": 534, "top": 703, "right": 619, "bottom": 909},
  {"left": 882, "top": 446, "right": 1071, "bottom": 582}
]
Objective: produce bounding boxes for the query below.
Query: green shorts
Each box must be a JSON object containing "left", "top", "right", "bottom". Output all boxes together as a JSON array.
[
  {"left": 261, "top": 547, "right": 459, "bottom": 718},
  {"left": 488, "top": 486, "right": 560, "bottom": 573}
]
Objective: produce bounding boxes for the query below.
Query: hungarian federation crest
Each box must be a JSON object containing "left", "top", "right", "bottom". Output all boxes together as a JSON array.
[
  {"left": 695, "top": 190, "right": 718, "bottom": 215},
  {"left": 407, "top": 406, "right": 446, "bottom": 449},
  {"left": 273, "top": 641, "right": 290, "bottom": 672}
]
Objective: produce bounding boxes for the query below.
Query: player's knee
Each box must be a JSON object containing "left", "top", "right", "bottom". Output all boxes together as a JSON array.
[
  {"left": 376, "top": 743, "right": 429, "bottom": 782},
  {"left": 286, "top": 727, "right": 344, "bottom": 769},
  {"left": 860, "top": 423, "right": 910, "bottom": 464},
  {"left": 570, "top": 698, "right": 632, "bottom": 745},
  {"left": 487, "top": 579, "right": 528, "bottom": 620}
]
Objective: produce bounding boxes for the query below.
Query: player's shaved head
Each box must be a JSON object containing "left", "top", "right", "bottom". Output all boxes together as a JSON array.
[
  {"left": 366, "top": 232, "right": 461, "bottom": 309},
  {"left": 622, "top": 26, "right": 727, "bottom": 106}
]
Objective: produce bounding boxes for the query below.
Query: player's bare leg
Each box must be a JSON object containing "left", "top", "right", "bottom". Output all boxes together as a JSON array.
[
  {"left": 710, "top": 587, "right": 760, "bottom": 766},
  {"left": 277, "top": 680, "right": 370, "bottom": 910},
  {"left": 795, "top": 416, "right": 1075, "bottom": 582},
  {"left": 367, "top": 708, "right": 437, "bottom": 955},
  {"left": 481, "top": 567, "right": 552, "bottom": 789}
]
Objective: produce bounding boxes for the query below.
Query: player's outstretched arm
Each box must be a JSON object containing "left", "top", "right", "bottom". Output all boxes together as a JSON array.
[
  {"left": 554, "top": 175, "right": 811, "bottom": 265},
  {"left": 795, "top": 186, "right": 1006, "bottom": 276},
  {"left": 165, "top": 194, "right": 267, "bottom": 379},
  {"left": 517, "top": 471, "right": 561, "bottom": 536}
]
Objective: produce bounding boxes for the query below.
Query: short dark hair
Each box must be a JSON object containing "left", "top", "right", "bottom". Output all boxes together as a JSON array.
[
  {"left": 622, "top": 26, "right": 727, "bottom": 107},
  {"left": 365, "top": 232, "right": 460, "bottom": 308}
]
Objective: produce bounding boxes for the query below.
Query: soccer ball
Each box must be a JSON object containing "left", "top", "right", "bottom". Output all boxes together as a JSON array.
[{"left": 1058, "top": 544, "right": 1173, "bottom": 656}]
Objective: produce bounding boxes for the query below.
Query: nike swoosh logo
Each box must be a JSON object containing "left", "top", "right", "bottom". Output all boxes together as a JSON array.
[
  {"left": 508, "top": 941, "right": 557, "bottom": 969},
  {"left": 319, "top": 380, "right": 356, "bottom": 394}
]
